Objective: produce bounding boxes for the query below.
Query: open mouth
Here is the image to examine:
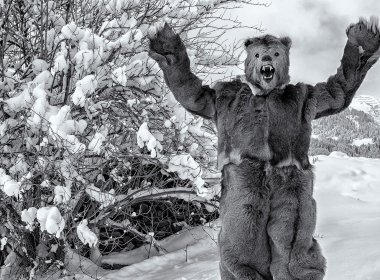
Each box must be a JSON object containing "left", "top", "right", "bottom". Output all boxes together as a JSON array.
[{"left": 260, "top": 65, "right": 275, "bottom": 81}]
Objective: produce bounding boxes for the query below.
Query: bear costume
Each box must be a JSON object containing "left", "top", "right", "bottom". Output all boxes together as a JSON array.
[{"left": 148, "top": 17, "right": 380, "bottom": 280}]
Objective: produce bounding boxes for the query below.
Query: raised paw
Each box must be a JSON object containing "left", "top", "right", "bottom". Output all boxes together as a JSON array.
[
  {"left": 346, "top": 16, "right": 380, "bottom": 53},
  {"left": 148, "top": 22, "right": 188, "bottom": 68}
]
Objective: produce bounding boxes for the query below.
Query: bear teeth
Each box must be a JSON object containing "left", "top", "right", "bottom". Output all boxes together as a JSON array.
[
  {"left": 263, "top": 65, "right": 273, "bottom": 71},
  {"left": 260, "top": 65, "right": 275, "bottom": 80}
]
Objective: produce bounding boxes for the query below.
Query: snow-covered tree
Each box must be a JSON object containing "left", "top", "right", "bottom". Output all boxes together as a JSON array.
[{"left": 0, "top": 0, "right": 263, "bottom": 278}]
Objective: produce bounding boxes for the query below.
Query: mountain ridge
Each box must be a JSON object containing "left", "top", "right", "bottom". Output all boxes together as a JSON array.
[{"left": 310, "top": 95, "right": 380, "bottom": 158}]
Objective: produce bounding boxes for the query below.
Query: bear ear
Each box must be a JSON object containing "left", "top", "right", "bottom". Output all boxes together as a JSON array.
[
  {"left": 280, "top": 36, "right": 292, "bottom": 49},
  {"left": 244, "top": 39, "right": 253, "bottom": 48}
]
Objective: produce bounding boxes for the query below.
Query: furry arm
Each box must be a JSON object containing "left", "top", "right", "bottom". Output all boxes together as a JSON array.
[
  {"left": 148, "top": 23, "right": 216, "bottom": 120},
  {"left": 309, "top": 17, "right": 380, "bottom": 119}
]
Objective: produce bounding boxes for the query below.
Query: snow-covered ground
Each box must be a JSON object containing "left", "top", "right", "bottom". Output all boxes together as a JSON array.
[
  {"left": 103, "top": 153, "right": 380, "bottom": 280},
  {"left": 352, "top": 137, "right": 374, "bottom": 146}
]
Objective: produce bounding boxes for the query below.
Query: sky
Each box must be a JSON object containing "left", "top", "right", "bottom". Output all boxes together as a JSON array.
[{"left": 226, "top": 0, "right": 380, "bottom": 98}]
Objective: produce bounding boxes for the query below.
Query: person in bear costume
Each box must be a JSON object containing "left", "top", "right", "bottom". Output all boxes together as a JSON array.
[{"left": 148, "top": 16, "right": 380, "bottom": 280}]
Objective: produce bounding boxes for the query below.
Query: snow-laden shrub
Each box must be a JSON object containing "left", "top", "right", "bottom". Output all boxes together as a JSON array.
[{"left": 0, "top": 0, "right": 261, "bottom": 277}]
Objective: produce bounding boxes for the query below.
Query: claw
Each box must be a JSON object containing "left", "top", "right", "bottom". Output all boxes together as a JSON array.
[
  {"left": 147, "top": 21, "right": 166, "bottom": 40},
  {"left": 358, "top": 16, "right": 379, "bottom": 34},
  {"left": 359, "top": 16, "right": 368, "bottom": 27},
  {"left": 369, "top": 16, "right": 379, "bottom": 33},
  {"left": 360, "top": 16, "right": 372, "bottom": 32}
]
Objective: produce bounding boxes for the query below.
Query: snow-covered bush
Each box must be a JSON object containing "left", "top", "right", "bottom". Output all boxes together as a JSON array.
[{"left": 0, "top": 0, "right": 262, "bottom": 278}]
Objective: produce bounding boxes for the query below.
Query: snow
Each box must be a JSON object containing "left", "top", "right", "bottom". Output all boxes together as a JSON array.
[
  {"left": 99, "top": 15, "right": 137, "bottom": 38},
  {"left": 107, "top": 29, "right": 143, "bottom": 51},
  {"left": 123, "top": 186, "right": 216, "bottom": 212},
  {"left": 350, "top": 95, "right": 380, "bottom": 124},
  {"left": 61, "top": 22, "right": 85, "bottom": 41},
  {"left": 4, "top": 85, "right": 33, "bottom": 112},
  {"left": 111, "top": 66, "right": 128, "bottom": 86},
  {"left": 54, "top": 43, "right": 68, "bottom": 72},
  {"left": 77, "top": 219, "right": 98, "bottom": 248},
  {"left": 351, "top": 95, "right": 380, "bottom": 113},
  {"left": 167, "top": 154, "right": 207, "bottom": 196},
  {"left": 85, "top": 184, "right": 115, "bottom": 209},
  {"left": 31, "top": 59, "right": 49, "bottom": 74},
  {"left": 352, "top": 137, "right": 374, "bottom": 146},
  {"left": 0, "top": 237, "right": 7, "bottom": 251},
  {"left": 37, "top": 206, "right": 66, "bottom": 238},
  {"left": 0, "top": 119, "right": 17, "bottom": 137},
  {"left": 136, "top": 122, "right": 162, "bottom": 158},
  {"left": 54, "top": 185, "right": 72, "bottom": 204},
  {"left": 103, "top": 153, "right": 380, "bottom": 280},
  {"left": 104, "top": 0, "right": 131, "bottom": 13},
  {"left": 21, "top": 207, "right": 38, "bottom": 231},
  {"left": 28, "top": 85, "right": 48, "bottom": 128},
  {"left": 0, "top": 168, "right": 12, "bottom": 190},
  {"left": 48, "top": 105, "right": 87, "bottom": 153},
  {"left": 74, "top": 43, "right": 104, "bottom": 74},
  {"left": 346, "top": 115, "right": 360, "bottom": 129},
  {"left": 33, "top": 70, "right": 54, "bottom": 89},
  {"left": 127, "top": 98, "right": 140, "bottom": 107},
  {"left": 88, "top": 129, "right": 108, "bottom": 154},
  {"left": 9, "top": 154, "right": 29, "bottom": 176},
  {"left": 72, "top": 75, "right": 98, "bottom": 107},
  {"left": 3, "top": 180, "right": 21, "bottom": 197}
]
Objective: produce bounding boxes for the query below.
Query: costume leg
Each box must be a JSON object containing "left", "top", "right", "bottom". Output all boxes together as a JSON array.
[
  {"left": 266, "top": 167, "right": 326, "bottom": 280},
  {"left": 219, "top": 160, "right": 272, "bottom": 280}
]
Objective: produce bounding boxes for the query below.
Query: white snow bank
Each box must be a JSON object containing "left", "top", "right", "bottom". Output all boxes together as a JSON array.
[
  {"left": 313, "top": 155, "right": 380, "bottom": 279},
  {"left": 352, "top": 137, "right": 374, "bottom": 146},
  {"left": 102, "top": 221, "right": 220, "bottom": 272}
]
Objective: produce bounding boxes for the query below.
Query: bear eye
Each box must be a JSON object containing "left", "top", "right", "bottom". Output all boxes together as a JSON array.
[
  {"left": 274, "top": 52, "right": 279, "bottom": 57},
  {"left": 255, "top": 53, "right": 259, "bottom": 58}
]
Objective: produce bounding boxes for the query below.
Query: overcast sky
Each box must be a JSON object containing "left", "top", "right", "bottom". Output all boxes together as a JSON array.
[{"left": 227, "top": 0, "right": 380, "bottom": 98}]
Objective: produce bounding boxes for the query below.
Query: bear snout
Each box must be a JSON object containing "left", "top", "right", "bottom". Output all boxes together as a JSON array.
[{"left": 262, "top": 55, "right": 272, "bottom": 62}]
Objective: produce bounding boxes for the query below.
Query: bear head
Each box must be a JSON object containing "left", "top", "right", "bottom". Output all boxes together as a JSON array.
[{"left": 244, "top": 35, "right": 292, "bottom": 93}]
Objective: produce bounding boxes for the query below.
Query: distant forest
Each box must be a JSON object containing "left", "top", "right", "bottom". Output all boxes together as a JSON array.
[{"left": 310, "top": 108, "right": 380, "bottom": 158}]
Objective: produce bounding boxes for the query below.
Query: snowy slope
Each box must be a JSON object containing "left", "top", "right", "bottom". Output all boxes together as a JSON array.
[
  {"left": 350, "top": 95, "right": 380, "bottom": 124},
  {"left": 104, "top": 153, "right": 380, "bottom": 280}
]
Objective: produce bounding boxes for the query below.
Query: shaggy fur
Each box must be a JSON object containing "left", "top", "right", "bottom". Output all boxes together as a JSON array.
[
  {"left": 266, "top": 166, "right": 326, "bottom": 280},
  {"left": 219, "top": 159, "right": 271, "bottom": 280},
  {"left": 148, "top": 18, "right": 380, "bottom": 280}
]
